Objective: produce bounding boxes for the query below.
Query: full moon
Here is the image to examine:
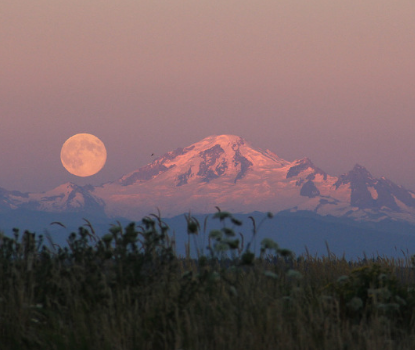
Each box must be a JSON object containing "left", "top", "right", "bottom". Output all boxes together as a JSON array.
[{"left": 60, "top": 133, "right": 107, "bottom": 177}]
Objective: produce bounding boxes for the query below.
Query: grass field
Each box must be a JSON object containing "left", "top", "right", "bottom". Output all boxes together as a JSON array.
[{"left": 1, "top": 211, "right": 415, "bottom": 350}]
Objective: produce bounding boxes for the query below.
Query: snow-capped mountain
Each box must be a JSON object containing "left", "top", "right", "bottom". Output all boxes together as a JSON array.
[
  {"left": 2, "top": 134, "right": 415, "bottom": 224},
  {"left": 0, "top": 183, "right": 104, "bottom": 214}
]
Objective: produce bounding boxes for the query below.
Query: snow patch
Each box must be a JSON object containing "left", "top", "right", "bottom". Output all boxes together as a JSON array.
[
  {"left": 70, "top": 193, "right": 85, "bottom": 207},
  {"left": 367, "top": 187, "right": 378, "bottom": 200}
]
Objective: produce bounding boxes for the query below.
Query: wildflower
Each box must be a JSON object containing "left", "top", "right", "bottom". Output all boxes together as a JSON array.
[
  {"left": 263, "top": 270, "right": 279, "bottom": 279},
  {"left": 286, "top": 269, "right": 303, "bottom": 280},
  {"left": 260, "top": 238, "right": 279, "bottom": 251},
  {"left": 209, "top": 230, "right": 222, "bottom": 240},
  {"left": 337, "top": 275, "right": 349, "bottom": 283},
  {"left": 347, "top": 297, "right": 363, "bottom": 311}
]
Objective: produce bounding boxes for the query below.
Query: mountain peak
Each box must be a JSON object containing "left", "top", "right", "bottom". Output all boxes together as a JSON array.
[
  {"left": 286, "top": 157, "right": 327, "bottom": 180},
  {"left": 193, "top": 134, "right": 249, "bottom": 153},
  {"left": 95, "top": 135, "right": 302, "bottom": 217},
  {"left": 352, "top": 163, "right": 371, "bottom": 173},
  {"left": 199, "top": 134, "right": 247, "bottom": 144},
  {"left": 350, "top": 164, "right": 374, "bottom": 181},
  {"left": 335, "top": 164, "right": 373, "bottom": 190},
  {"left": 117, "top": 134, "right": 290, "bottom": 187}
]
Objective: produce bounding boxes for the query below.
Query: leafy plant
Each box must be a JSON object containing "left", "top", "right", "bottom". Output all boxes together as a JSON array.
[{"left": 1, "top": 212, "right": 415, "bottom": 350}]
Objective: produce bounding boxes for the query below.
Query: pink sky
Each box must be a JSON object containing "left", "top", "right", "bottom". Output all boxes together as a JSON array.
[{"left": 1, "top": 0, "right": 415, "bottom": 192}]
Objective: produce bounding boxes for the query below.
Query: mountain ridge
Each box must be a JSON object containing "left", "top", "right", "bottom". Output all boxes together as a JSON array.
[{"left": 1, "top": 134, "right": 415, "bottom": 224}]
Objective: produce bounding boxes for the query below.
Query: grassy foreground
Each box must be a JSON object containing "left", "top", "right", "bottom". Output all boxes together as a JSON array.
[{"left": 1, "top": 211, "right": 415, "bottom": 350}]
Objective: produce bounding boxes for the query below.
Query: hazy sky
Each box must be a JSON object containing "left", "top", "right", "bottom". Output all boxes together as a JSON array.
[{"left": 1, "top": 0, "right": 415, "bottom": 192}]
